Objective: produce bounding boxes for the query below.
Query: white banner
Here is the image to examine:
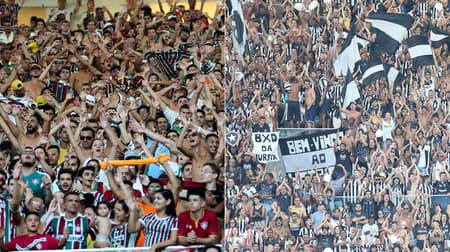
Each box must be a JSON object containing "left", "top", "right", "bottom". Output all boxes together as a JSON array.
[
  {"left": 252, "top": 132, "right": 280, "bottom": 163},
  {"left": 281, "top": 148, "right": 337, "bottom": 171},
  {"left": 279, "top": 129, "right": 344, "bottom": 172}
]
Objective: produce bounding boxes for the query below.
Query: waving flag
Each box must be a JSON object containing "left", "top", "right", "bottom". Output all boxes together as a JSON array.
[
  {"left": 366, "top": 13, "right": 414, "bottom": 55},
  {"left": 227, "top": 0, "right": 247, "bottom": 58},
  {"left": 407, "top": 35, "right": 435, "bottom": 69},
  {"left": 343, "top": 70, "right": 361, "bottom": 109},
  {"left": 430, "top": 25, "right": 450, "bottom": 48},
  {"left": 334, "top": 33, "right": 369, "bottom": 76},
  {"left": 384, "top": 64, "right": 405, "bottom": 87},
  {"left": 361, "top": 61, "right": 385, "bottom": 87}
]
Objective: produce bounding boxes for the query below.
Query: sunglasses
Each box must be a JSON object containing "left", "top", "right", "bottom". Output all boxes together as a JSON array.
[{"left": 80, "top": 136, "right": 93, "bottom": 140}]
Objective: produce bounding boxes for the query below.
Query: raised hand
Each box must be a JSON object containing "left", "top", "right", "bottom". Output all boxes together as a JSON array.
[
  {"left": 48, "top": 198, "right": 58, "bottom": 213},
  {"left": 119, "top": 109, "right": 128, "bottom": 121},
  {"left": 61, "top": 117, "right": 71, "bottom": 128},
  {"left": 124, "top": 198, "right": 136, "bottom": 211},
  {"left": 129, "top": 120, "right": 144, "bottom": 133}
]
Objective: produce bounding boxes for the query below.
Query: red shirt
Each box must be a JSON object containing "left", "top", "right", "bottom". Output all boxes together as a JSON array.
[
  {"left": 6, "top": 234, "right": 59, "bottom": 251},
  {"left": 177, "top": 209, "right": 218, "bottom": 238}
]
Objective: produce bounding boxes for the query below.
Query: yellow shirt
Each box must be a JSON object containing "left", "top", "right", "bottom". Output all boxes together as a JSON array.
[
  {"left": 58, "top": 146, "right": 73, "bottom": 165},
  {"left": 86, "top": 233, "right": 95, "bottom": 248},
  {"left": 288, "top": 205, "right": 307, "bottom": 219}
]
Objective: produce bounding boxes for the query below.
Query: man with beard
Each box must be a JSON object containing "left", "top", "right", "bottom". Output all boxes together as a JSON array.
[
  {"left": 203, "top": 134, "right": 222, "bottom": 160},
  {"left": 20, "top": 146, "right": 52, "bottom": 201},
  {"left": 48, "top": 121, "right": 74, "bottom": 164},
  {"left": 62, "top": 125, "right": 95, "bottom": 162},
  {"left": 0, "top": 107, "right": 50, "bottom": 148},
  {"left": 45, "top": 145, "right": 60, "bottom": 171}
]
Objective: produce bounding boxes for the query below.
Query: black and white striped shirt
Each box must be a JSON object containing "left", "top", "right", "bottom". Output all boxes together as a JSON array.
[
  {"left": 343, "top": 180, "right": 363, "bottom": 205},
  {"left": 417, "top": 2, "right": 430, "bottom": 16}
]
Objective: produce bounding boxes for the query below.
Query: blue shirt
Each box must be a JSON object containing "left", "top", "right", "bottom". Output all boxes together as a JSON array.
[
  {"left": 145, "top": 139, "right": 170, "bottom": 178},
  {"left": 312, "top": 210, "right": 325, "bottom": 230}
]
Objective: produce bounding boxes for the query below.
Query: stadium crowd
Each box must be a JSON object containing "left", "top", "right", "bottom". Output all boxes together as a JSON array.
[
  {"left": 0, "top": 0, "right": 225, "bottom": 251},
  {"left": 225, "top": 0, "right": 450, "bottom": 252}
]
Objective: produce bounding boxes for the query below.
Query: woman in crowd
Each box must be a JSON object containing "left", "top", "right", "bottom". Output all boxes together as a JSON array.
[{"left": 127, "top": 189, "right": 178, "bottom": 252}]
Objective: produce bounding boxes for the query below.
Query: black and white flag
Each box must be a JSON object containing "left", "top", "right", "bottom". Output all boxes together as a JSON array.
[
  {"left": 430, "top": 25, "right": 450, "bottom": 48},
  {"left": 227, "top": 0, "right": 247, "bottom": 58},
  {"left": 406, "top": 35, "right": 435, "bottom": 69},
  {"left": 384, "top": 64, "right": 405, "bottom": 87},
  {"left": 361, "top": 61, "right": 385, "bottom": 87},
  {"left": 366, "top": 13, "right": 414, "bottom": 55},
  {"left": 334, "top": 33, "right": 369, "bottom": 76},
  {"left": 343, "top": 70, "right": 361, "bottom": 109}
]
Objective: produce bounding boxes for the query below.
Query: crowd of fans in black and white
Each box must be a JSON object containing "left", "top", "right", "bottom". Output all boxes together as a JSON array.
[
  {"left": 225, "top": 0, "right": 450, "bottom": 251},
  {"left": 0, "top": 0, "right": 225, "bottom": 251}
]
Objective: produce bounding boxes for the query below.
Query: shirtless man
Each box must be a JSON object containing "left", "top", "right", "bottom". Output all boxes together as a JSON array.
[
  {"left": 287, "top": 76, "right": 302, "bottom": 128},
  {"left": 257, "top": 97, "right": 275, "bottom": 131},
  {"left": 0, "top": 106, "right": 50, "bottom": 149},
  {"left": 177, "top": 124, "right": 220, "bottom": 182},
  {"left": 303, "top": 80, "right": 317, "bottom": 127},
  {"left": 24, "top": 64, "right": 46, "bottom": 98},
  {"left": 340, "top": 102, "right": 361, "bottom": 126},
  {"left": 147, "top": 30, "right": 175, "bottom": 52},
  {"left": 70, "top": 50, "right": 101, "bottom": 94}
]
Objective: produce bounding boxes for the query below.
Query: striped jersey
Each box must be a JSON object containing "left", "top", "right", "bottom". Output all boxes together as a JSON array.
[
  {"left": 109, "top": 223, "right": 138, "bottom": 248},
  {"left": 48, "top": 80, "right": 72, "bottom": 102},
  {"left": 139, "top": 214, "right": 178, "bottom": 247},
  {"left": 0, "top": 197, "right": 15, "bottom": 243},
  {"left": 144, "top": 49, "right": 191, "bottom": 79},
  {"left": 44, "top": 214, "right": 90, "bottom": 249}
]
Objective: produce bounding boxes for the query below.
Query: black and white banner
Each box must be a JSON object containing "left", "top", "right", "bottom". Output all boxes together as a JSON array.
[
  {"left": 407, "top": 35, "right": 435, "bottom": 69},
  {"left": 252, "top": 132, "right": 279, "bottom": 163},
  {"left": 279, "top": 129, "right": 344, "bottom": 172},
  {"left": 334, "top": 33, "right": 369, "bottom": 76},
  {"left": 365, "top": 13, "right": 414, "bottom": 56},
  {"left": 228, "top": 0, "right": 247, "bottom": 58},
  {"left": 384, "top": 64, "right": 405, "bottom": 87},
  {"left": 361, "top": 61, "right": 385, "bottom": 87},
  {"left": 430, "top": 25, "right": 450, "bottom": 48}
]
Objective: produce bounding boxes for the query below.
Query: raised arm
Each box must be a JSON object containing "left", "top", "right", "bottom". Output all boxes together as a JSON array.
[
  {"left": 0, "top": 106, "right": 20, "bottom": 150},
  {"left": 125, "top": 193, "right": 143, "bottom": 233},
  {"left": 61, "top": 117, "right": 87, "bottom": 162}
]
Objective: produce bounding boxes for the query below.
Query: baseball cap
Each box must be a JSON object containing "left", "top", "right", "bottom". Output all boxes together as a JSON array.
[
  {"left": 11, "top": 80, "right": 24, "bottom": 91},
  {"left": 124, "top": 150, "right": 141, "bottom": 160},
  {"left": 103, "top": 22, "right": 114, "bottom": 30},
  {"left": 167, "top": 15, "right": 177, "bottom": 20},
  {"left": 30, "top": 64, "right": 41, "bottom": 70},
  {"left": 35, "top": 96, "right": 48, "bottom": 106}
]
